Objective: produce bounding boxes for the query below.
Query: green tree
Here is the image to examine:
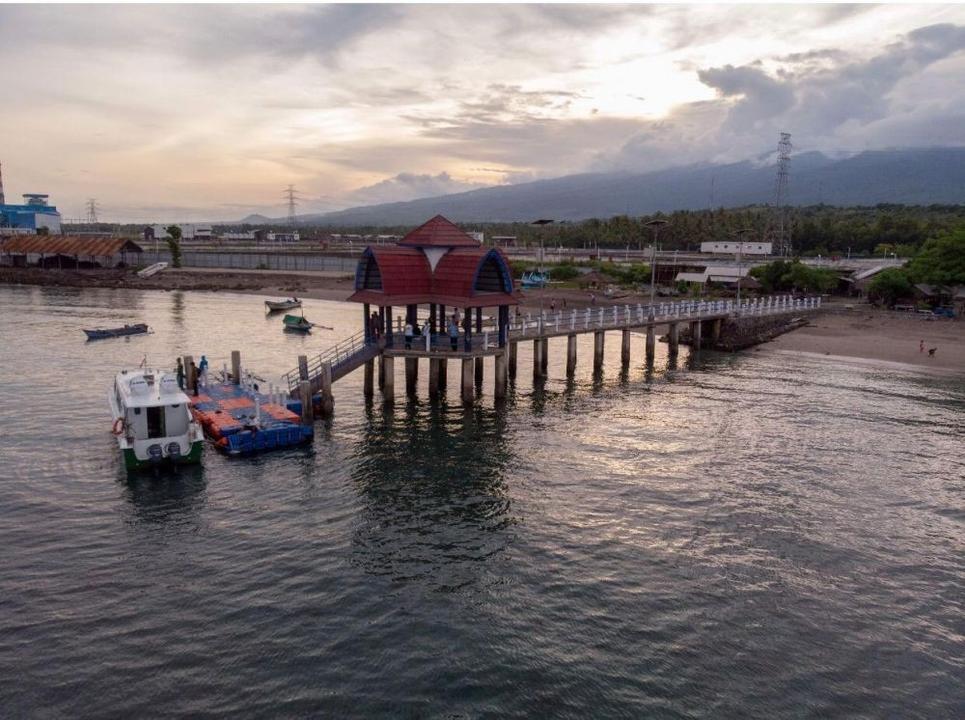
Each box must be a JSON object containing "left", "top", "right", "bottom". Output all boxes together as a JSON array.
[
  {"left": 867, "top": 268, "right": 915, "bottom": 307},
  {"left": 165, "top": 225, "right": 183, "bottom": 268},
  {"left": 906, "top": 230, "right": 965, "bottom": 285}
]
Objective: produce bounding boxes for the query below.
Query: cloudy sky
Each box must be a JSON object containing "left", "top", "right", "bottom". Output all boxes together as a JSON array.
[{"left": 1, "top": 3, "right": 963, "bottom": 222}]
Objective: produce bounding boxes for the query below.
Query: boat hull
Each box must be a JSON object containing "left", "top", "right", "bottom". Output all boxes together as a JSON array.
[
  {"left": 122, "top": 439, "right": 203, "bottom": 471},
  {"left": 265, "top": 300, "right": 302, "bottom": 312},
  {"left": 85, "top": 324, "right": 149, "bottom": 340}
]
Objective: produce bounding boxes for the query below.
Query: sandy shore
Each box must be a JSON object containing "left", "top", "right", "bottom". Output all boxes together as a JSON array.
[
  {"left": 765, "top": 305, "right": 964, "bottom": 371},
  {"left": 3, "top": 267, "right": 961, "bottom": 371}
]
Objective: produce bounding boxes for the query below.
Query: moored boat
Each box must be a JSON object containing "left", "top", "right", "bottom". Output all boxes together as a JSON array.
[
  {"left": 84, "top": 323, "right": 149, "bottom": 341},
  {"left": 265, "top": 297, "right": 302, "bottom": 312},
  {"left": 521, "top": 270, "right": 549, "bottom": 289},
  {"left": 108, "top": 369, "right": 204, "bottom": 471},
  {"left": 282, "top": 313, "right": 314, "bottom": 333}
]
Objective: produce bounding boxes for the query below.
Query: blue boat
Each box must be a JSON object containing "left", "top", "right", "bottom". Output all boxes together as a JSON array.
[{"left": 84, "top": 323, "right": 149, "bottom": 341}]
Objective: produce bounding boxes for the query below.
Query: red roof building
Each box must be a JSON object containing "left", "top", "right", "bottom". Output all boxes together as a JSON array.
[{"left": 347, "top": 215, "right": 518, "bottom": 349}]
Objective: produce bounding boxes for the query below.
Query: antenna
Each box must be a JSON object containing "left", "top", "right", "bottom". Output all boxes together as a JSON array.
[
  {"left": 283, "top": 185, "right": 300, "bottom": 226},
  {"left": 85, "top": 198, "right": 99, "bottom": 224},
  {"left": 774, "top": 132, "right": 792, "bottom": 256},
  {"left": 0, "top": 161, "right": 5, "bottom": 205}
]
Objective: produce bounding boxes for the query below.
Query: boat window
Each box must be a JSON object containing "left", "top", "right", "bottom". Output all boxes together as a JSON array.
[
  {"left": 146, "top": 406, "right": 165, "bottom": 439},
  {"left": 134, "top": 407, "right": 141, "bottom": 415}
]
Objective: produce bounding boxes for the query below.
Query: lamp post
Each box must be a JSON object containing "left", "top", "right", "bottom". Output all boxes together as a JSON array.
[{"left": 644, "top": 219, "right": 668, "bottom": 308}]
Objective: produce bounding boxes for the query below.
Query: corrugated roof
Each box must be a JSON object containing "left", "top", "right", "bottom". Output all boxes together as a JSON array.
[
  {"left": 1, "top": 236, "right": 143, "bottom": 257},
  {"left": 397, "top": 215, "right": 480, "bottom": 248}
]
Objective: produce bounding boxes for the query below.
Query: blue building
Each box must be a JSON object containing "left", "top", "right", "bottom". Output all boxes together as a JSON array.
[{"left": 0, "top": 194, "right": 62, "bottom": 234}]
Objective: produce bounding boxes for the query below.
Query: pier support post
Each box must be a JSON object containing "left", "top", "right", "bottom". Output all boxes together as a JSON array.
[
  {"left": 231, "top": 350, "right": 241, "bottom": 385},
  {"left": 593, "top": 331, "right": 605, "bottom": 373},
  {"left": 382, "top": 356, "right": 394, "bottom": 404},
  {"left": 691, "top": 321, "right": 702, "bottom": 351},
  {"left": 299, "top": 381, "right": 313, "bottom": 424},
  {"left": 508, "top": 341, "right": 518, "bottom": 379},
  {"left": 363, "top": 359, "right": 374, "bottom": 398},
  {"left": 377, "top": 355, "right": 385, "bottom": 390},
  {"left": 712, "top": 318, "right": 722, "bottom": 344},
  {"left": 405, "top": 357, "right": 418, "bottom": 396},
  {"left": 621, "top": 328, "right": 631, "bottom": 367},
  {"left": 494, "top": 352, "right": 508, "bottom": 399},
  {"left": 646, "top": 324, "right": 656, "bottom": 365},
  {"left": 533, "top": 338, "right": 544, "bottom": 380},
  {"left": 461, "top": 358, "right": 474, "bottom": 403},
  {"left": 541, "top": 338, "right": 549, "bottom": 376},
  {"left": 183, "top": 355, "right": 196, "bottom": 391},
  {"left": 668, "top": 323, "right": 679, "bottom": 358},
  {"left": 298, "top": 355, "right": 309, "bottom": 382},
  {"left": 319, "top": 362, "right": 334, "bottom": 418},
  {"left": 566, "top": 334, "right": 577, "bottom": 377},
  {"left": 429, "top": 358, "right": 441, "bottom": 397},
  {"left": 439, "top": 358, "right": 447, "bottom": 390},
  {"left": 475, "top": 356, "right": 484, "bottom": 387}
]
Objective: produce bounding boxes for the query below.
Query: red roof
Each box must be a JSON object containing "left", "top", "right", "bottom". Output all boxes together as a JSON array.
[
  {"left": 0, "top": 236, "right": 142, "bottom": 257},
  {"left": 397, "top": 215, "right": 479, "bottom": 248}
]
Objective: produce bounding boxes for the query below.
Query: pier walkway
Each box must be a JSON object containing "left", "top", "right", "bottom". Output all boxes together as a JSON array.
[{"left": 282, "top": 294, "right": 822, "bottom": 407}]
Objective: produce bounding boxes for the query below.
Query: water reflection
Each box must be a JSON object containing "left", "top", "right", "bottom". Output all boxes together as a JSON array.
[
  {"left": 170, "top": 290, "right": 185, "bottom": 328},
  {"left": 120, "top": 465, "right": 207, "bottom": 529},
  {"left": 349, "top": 400, "right": 516, "bottom": 588}
]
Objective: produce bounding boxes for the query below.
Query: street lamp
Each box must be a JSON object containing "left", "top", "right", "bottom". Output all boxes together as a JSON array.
[{"left": 644, "top": 219, "right": 668, "bottom": 308}]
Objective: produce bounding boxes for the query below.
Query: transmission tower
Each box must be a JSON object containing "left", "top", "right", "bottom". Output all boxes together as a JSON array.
[
  {"left": 774, "top": 132, "right": 792, "bottom": 256},
  {"left": 283, "top": 185, "right": 300, "bottom": 226},
  {"left": 85, "top": 198, "right": 99, "bottom": 224}
]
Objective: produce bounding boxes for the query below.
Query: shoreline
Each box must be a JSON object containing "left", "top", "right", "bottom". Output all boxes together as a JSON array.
[{"left": 2, "top": 267, "right": 962, "bottom": 372}]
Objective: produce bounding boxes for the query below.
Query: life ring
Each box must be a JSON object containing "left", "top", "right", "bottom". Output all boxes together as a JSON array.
[{"left": 111, "top": 417, "right": 125, "bottom": 436}]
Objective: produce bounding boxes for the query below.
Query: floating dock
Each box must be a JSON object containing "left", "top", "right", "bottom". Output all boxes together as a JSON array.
[{"left": 189, "top": 381, "right": 312, "bottom": 455}]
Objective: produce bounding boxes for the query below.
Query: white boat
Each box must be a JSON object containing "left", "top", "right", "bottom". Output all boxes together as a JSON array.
[
  {"left": 137, "top": 262, "right": 169, "bottom": 278},
  {"left": 265, "top": 297, "right": 302, "bottom": 312},
  {"left": 108, "top": 369, "right": 204, "bottom": 471}
]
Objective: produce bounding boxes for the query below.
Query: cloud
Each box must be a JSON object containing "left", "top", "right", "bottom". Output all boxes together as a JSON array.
[{"left": 346, "top": 172, "right": 489, "bottom": 205}]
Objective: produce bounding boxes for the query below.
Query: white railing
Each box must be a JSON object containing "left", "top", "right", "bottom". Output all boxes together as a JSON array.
[{"left": 508, "top": 295, "right": 820, "bottom": 336}]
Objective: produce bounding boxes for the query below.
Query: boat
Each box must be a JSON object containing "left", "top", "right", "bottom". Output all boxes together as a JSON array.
[
  {"left": 265, "top": 297, "right": 302, "bottom": 312},
  {"left": 282, "top": 313, "right": 314, "bottom": 333},
  {"left": 521, "top": 270, "right": 549, "bottom": 289},
  {"left": 108, "top": 368, "right": 204, "bottom": 471},
  {"left": 137, "top": 262, "right": 168, "bottom": 278},
  {"left": 84, "top": 323, "right": 149, "bottom": 341}
]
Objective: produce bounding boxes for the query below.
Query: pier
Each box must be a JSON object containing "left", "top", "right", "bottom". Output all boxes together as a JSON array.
[{"left": 277, "top": 215, "right": 822, "bottom": 414}]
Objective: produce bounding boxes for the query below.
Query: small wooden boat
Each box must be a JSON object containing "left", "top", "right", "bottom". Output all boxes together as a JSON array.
[
  {"left": 265, "top": 297, "right": 302, "bottom": 312},
  {"left": 282, "top": 314, "right": 314, "bottom": 333},
  {"left": 137, "top": 262, "right": 168, "bottom": 278},
  {"left": 521, "top": 270, "right": 549, "bottom": 289},
  {"left": 84, "top": 323, "right": 149, "bottom": 341}
]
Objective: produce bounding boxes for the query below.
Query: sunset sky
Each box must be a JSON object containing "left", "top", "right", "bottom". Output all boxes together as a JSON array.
[{"left": 1, "top": 3, "right": 963, "bottom": 222}]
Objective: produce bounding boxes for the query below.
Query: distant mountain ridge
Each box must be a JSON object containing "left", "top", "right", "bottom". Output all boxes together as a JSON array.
[{"left": 239, "top": 148, "right": 965, "bottom": 226}]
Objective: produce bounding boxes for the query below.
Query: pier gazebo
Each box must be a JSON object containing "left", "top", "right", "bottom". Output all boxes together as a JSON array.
[{"left": 348, "top": 215, "right": 518, "bottom": 350}]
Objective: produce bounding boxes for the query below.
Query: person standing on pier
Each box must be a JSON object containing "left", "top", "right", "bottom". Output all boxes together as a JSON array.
[
  {"left": 199, "top": 355, "right": 209, "bottom": 388},
  {"left": 449, "top": 318, "right": 459, "bottom": 350},
  {"left": 176, "top": 358, "right": 185, "bottom": 390},
  {"left": 404, "top": 320, "right": 414, "bottom": 349}
]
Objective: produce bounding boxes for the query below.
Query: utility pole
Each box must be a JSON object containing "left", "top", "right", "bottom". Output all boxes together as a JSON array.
[
  {"left": 85, "top": 198, "right": 99, "bottom": 224},
  {"left": 733, "top": 227, "right": 754, "bottom": 306},
  {"left": 284, "top": 185, "right": 299, "bottom": 226},
  {"left": 645, "top": 219, "right": 668, "bottom": 308}
]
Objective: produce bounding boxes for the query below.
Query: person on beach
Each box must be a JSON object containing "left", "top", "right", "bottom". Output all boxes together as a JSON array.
[
  {"left": 590, "top": 293, "right": 597, "bottom": 305},
  {"left": 550, "top": 299, "right": 556, "bottom": 312},
  {"left": 404, "top": 321, "right": 414, "bottom": 349},
  {"left": 199, "top": 355, "right": 209, "bottom": 387},
  {"left": 176, "top": 358, "right": 185, "bottom": 390}
]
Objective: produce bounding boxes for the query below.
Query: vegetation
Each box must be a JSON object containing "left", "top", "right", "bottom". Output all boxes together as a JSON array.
[
  {"left": 548, "top": 262, "right": 580, "bottom": 281},
  {"left": 165, "top": 225, "right": 183, "bottom": 268},
  {"left": 867, "top": 269, "right": 916, "bottom": 307},
  {"left": 906, "top": 230, "right": 965, "bottom": 286},
  {"left": 750, "top": 260, "right": 839, "bottom": 293}
]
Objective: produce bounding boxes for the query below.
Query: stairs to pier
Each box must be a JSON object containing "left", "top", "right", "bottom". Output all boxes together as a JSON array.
[{"left": 283, "top": 330, "right": 380, "bottom": 395}]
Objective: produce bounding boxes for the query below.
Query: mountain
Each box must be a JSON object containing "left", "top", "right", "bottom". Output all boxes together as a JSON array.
[
  {"left": 238, "top": 213, "right": 273, "bottom": 225},
  {"left": 287, "top": 148, "right": 965, "bottom": 226}
]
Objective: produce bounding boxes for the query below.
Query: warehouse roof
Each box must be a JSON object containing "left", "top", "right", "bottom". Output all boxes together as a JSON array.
[{"left": 1, "top": 236, "right": 143, "bottom": 257}]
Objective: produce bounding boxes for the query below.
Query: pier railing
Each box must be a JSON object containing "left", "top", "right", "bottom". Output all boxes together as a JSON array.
[{"left": 282, "top": 329, "right": 375, "bottom": 393}]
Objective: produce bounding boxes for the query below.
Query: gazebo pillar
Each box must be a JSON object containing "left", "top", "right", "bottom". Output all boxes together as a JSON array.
[
  {"left": 474, "top": 307, "right": 484, "bottom": 386},
  {"left": 429, "top": 303, "right": 437, "bottom": 335},
  {"left": 363, "top": 303, "right": 371, "bottom": 342},
  {"left": 463, "top": 307, "right": 472, "bottom": 351},
  {"left": 384, "top": 305, "right": 394, "bottom": 347}
]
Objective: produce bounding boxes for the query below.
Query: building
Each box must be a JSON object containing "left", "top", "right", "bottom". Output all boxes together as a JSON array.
[
  {"left": 675, "top": 266, "right": 759, "bottom": 289},
  {"left": 149, "top": 224, "right": 213, "bottom": 242},
  {"left": 700, "top": 241, "right": 772, "bottom": 256},
  {"left": 0, "top": 196, "right": 63, "bottom": 236},
  {"left": 1, "top": 236, "right": 142, "bottom": 268},
  {"left": 348, "top": 215, "right": 519, "bottom": 348}
]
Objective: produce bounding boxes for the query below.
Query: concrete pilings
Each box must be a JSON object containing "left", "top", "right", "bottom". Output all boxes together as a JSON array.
[
  {"left": 712, "top": 318, "right": 722, "bottom": 344},
  {"left": 475, "top": 356, "right": 484, "bottom": 386},
  {"left": 382, "top": 356, "right": 394, "bottom": 404},
  {"left": 508, "top": 341, "right": 518, "bottom": 379},
  {"left": 318, "top": 362, "right": 334, "bottom": 418},
  {"left": 646, "top": 325, "right": 656, "bottom": 365},
  {"left": 377, "top": 355, "right": 385, "bottom": 390},
  {"left": 439, "top": 358, "right": 447, "bottom": 389},
  {"left": 593, "top": 331, "right": 605, "bottom": 373},
  {"left": 540, "top": 338, "right": 548, "bottom": 376},
  {"left": 231, "top": 350, "right": 241, "bottom": 385},
  {"left": 691, "top": 320, "right": 702, "bottom": 351},
  {"left": 363, "top": 359, "right": 374, "bottom": 398},
  {"left": 299, "top": 380, "right": 313, "bottom": 424},
  {"left": 668, "top": 322, "right": 679, "bottom": 358},
  {"left": 461, "top": 358, "right": 474, "bottom": 403},
  {"left": 429, "top": 357, "right": 441, "bottom": 398},
  {"left": 621, "top": 328, "right": 631, "bottom": 367},
  {"left": 533, "top": 339, "right": 544, "bottom": 380},
  {"left": 566, "top": 334, "right": 577, "bottom": 377},
  {"left": 494, "top": 352, "right": 507, "bottom": 399},
  {"left": 405, "top": 357, "right": 418, "bottom": 396}
]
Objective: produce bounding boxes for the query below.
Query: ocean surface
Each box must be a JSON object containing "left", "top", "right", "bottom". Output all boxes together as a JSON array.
[{"left": 1, "top": 284, "right": 963, "bottom": 718}]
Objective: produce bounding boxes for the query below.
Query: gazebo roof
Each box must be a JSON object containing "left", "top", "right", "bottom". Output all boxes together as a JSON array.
[{"left": 397, "top": 215, "right": 480, "bottom": 248}]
